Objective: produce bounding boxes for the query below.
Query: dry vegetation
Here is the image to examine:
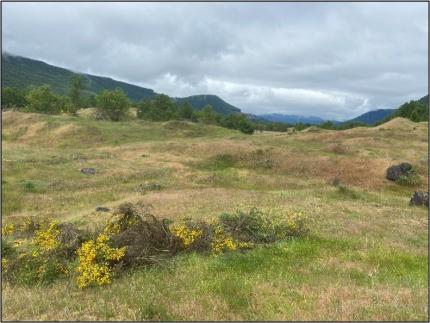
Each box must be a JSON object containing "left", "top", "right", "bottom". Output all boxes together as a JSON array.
[{"left": 1, "top": 111, "right": 428, "bottom": 321}]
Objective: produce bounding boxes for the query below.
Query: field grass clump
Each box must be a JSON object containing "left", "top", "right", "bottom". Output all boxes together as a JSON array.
[{"left": 22, "top": 180, "right": 37, "bottom": 192}]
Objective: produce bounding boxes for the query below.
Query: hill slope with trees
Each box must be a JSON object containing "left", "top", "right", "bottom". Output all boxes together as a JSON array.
[{"left": 2, "top": 53, "right": 241, "bottom": 115}]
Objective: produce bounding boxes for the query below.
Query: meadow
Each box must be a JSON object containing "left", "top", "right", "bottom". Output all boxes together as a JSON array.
[{"left": 1, "top": 110, "right": 428, "bottom": 321}]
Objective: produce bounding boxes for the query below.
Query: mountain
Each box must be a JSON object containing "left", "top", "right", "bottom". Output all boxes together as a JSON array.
[
  {"left": 174, "top": 95, "right": 241, "bottom": 115},
  {"left": 341, "top": 109, "right": 396, "bottom": 125},
  {"left": 2, "top": 53, "right": 241, "bottom": 115},
  {"left": 257, "top": 113, "right": 326, "bottom": 125},
  {"left": 2, "top": 53, "right": 155, "bottom": 101}
]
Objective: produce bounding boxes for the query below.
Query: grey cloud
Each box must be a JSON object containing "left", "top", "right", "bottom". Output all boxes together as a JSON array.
[{"left": 2, "top": 2, "right": 428, "bottom": 120}]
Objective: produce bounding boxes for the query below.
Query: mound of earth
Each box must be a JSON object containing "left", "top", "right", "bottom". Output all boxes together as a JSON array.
[{"left": 376, "top": 117, "right": 419, "bottom": 131}]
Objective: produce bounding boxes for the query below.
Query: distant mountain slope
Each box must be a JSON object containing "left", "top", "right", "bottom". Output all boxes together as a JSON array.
[
  {"left": 2, "top": 53, "right": 156, "bottom": 101},
  {"left": 174, "top": 95, "right": 241, "bottom": 115},
  {"left": 257, "top": 113, "right": 326, "bottom": 125},
  {"left": 2, "top": 53, "right": 241, "bottom": 115},
  {"left": 342, "top": 109, "right": 396, "bottom": 125},
  {"left": 418, "top": 94, "right": 429, "bottom": 106}
]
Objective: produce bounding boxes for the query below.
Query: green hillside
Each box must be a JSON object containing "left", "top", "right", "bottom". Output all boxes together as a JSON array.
[
  {"left": 2, "top": 53, "right": 156, "bottom": 101},
  {"left": 175, "top": 94, "right": 241, "bottom": 115},
  {"left": 2, "top": 53, "right": 242, "bottom": 115}
]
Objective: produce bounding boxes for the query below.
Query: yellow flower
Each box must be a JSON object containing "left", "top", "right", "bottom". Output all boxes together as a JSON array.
[
  {"left": 76, "top": 232, "right": 126, "bottom": 288},
  {"left": 34, "top": 221, "right": 60, "bottom": 252},
  {"left": 172, "top": 224, "right": 203, "bottom": 248},
  {"left": 2, "top": 224, "right": 15, "bottom": 236},
  {"left": 211, "top": 226, "right": 246, "bottom": 254}
]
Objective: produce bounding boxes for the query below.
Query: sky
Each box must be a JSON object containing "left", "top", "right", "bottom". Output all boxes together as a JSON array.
[{"left": 2, "top": 2, "right": 428, "bottom": 120}]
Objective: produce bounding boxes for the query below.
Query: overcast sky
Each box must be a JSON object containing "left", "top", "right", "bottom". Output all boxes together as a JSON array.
[{"left": 3, "top": 2, "right": 428, "bottom": 120}]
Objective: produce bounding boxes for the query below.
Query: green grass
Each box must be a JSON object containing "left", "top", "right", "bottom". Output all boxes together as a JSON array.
[{"left": 3, "top": 236, "right": 427, "bottom": 320}]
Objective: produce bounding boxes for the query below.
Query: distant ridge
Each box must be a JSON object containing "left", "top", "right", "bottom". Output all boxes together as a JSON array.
[{"left": 256, "top": 113, "right": 326, "bottom": 125}]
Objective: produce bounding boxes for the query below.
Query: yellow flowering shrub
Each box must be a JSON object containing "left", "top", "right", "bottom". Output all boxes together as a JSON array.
[
  {"left": 211, "top": 226, "right": 252, "bottom": 254},
  {"left": 260, "top": 207, "right": 307, "bottom": 237},
  {"left": 172, "top": 224, "right": 203, "bottom": 248},
  {"left": 19, "top": 217, "right": 43, "bottom": 234},
  {"left": 2, "top": 203, "right": 307, "bottom": 287},
  {"left": 3, "top": 220, "right": 72, "bottom": 285},
  {"left": 76, "top": 233, "right": 126, "bottom": 288},
  {"left": 34, "top": 221, "right": 60, "bottom": 251},
  {"left": 2, "top": 224, "right": 15, "bottom": 236}
]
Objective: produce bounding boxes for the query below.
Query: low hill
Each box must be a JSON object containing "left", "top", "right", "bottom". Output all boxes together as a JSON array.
[
  {"left": 342, "top": 109, "right": 396, "bottom": 125},
  {"left": 375, "top": 116, "right": 423, "bottom": 130},
  {"left": 2, "top": 53, "right": 242, "bottom": 115}
]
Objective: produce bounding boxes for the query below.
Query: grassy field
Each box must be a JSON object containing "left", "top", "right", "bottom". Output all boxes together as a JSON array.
[{"left": 1, "top": 111, "right": 428, "bottom": 321}]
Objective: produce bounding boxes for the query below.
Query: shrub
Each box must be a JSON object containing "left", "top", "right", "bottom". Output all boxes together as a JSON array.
[
  {"left": 210, "top": 225, "right": 252, "bottom": 254},
  {"left": 3, "top": 221, "right": 74, "bottom": 285},
  {"left": 2, "top": 223, "right": 16, "bottom": 236},
  {"left": 221, "top": 113, "right": 255, "bottom": 134},
  {"left": 219, "top": 207, "right": 307, "bottom": 243},
  {"left": 96, "top": 88, "right": 130, "bottom": 121},
  {"left": 396, "top": 171, "right": 422, "bottom": 186},
  {"left": 69, "top": 75, "right": 86, "bottom": 112},
  {"left": 76, "top": 233, "right": 126, "bottom": 288},
  {"left": 1, "top": 237, "right": 15, "bottom": 257},
  {"left": 137, "top": 95, "right": 179, "bottom": 121},
  {"left": 3, "top": 203, "right": 308, "bottom": 288},
  {"left": 197, "top": 105, "right": 219, "bottom": 125},
  {"left": 171, "top": 219, "right": 213, "bottom": 252},
  {"left": 2, "top": 87, "right": 27, "bottom": 109},
  {"left": 172, "top": 224, "right": 203, "bottom": 248},
  {"left": 106, "top": 203, "right": 182, "bottom": 267},
  {"left": 25, "top": 85, "right": 62, "bottom": 114},
  {"left": 23, "top": 180, "right": 37, "bottom": 192}
]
